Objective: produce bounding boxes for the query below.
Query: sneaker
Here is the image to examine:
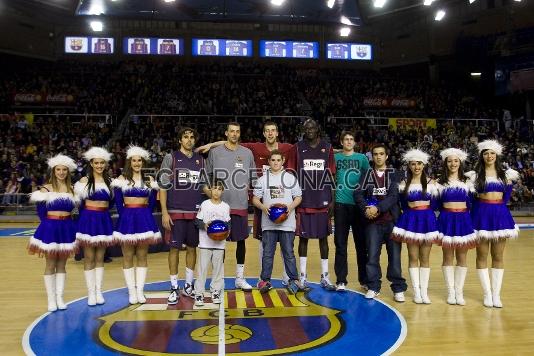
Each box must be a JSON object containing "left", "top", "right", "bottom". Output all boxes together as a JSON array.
[
  {"left": 286, "top": 280, "right": 300, "bottom": 294},
  {"left": 181, "top": 283, "right": 194, "bottom": 299},
  {"left": 360, "top": 284, "right": 369, "bottom": 292},
  {"left": 194, "top": 294, "right": 204, "bottom": 307},
  {"left": 295, "top": 279, "right": 311, "bottom": 292},
  {"left": 211, "top": 290, "right": 221, "bottom": 304},
  {"left": 365, "top": 290, "right": 380, "bottom": 299},
  {"left": 257, "top": 280, "right": 272, "bottom": 294},
  {"left": 394, "top": 292, "right": 405, "bottom": 303},
  {"left": 320, "top": 273, "right": 336, "bottom": 291},
  {"left": 235, "top": 278, "right": 253, "bottom": 292},
  {"left": 336, "top": 283, "right": 347, "bottom": 292},
  {"left": 167, "top": 288, "right": 179, "bottom": 305},
  {"left": 299, "top": 273, "right": 308, "bottom": 289},
  {"left": 281, "top": 277, "right": 289, "bottom": 287}
]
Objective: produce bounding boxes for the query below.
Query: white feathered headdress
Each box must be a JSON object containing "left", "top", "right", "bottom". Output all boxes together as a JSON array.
[
  {"left": 47, "top": 154, "right": 77, "bottom": 172},
  {"left": 440, "top": 148, "right": 468, "bottom": 162},
  {"left": 83, "top": 146, "right": 112, "bottom": 162},
  {"left": 402, "top": 149, "right": 430, "bottom": 165},
  {"left": 477, "top": 140, "right": 503, "bottom": 156},
  {"left": 126, "top": 145, "right": 150, "bottom": 160}
]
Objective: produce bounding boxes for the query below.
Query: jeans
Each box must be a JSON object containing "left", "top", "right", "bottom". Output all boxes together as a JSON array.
[
  {"left": 365, "top": 222, "right": 407, "bottom": 293},
  {"left": 334, "top": 203, "right": 367, "bottom": 285},
  {"left": 261, "top": 230, "right": 299, "bottom": 281}
]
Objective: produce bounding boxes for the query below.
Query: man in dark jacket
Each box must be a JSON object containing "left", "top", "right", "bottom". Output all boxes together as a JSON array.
[{"left": 353, "top": 144, "right": 407, "bottom": 302}]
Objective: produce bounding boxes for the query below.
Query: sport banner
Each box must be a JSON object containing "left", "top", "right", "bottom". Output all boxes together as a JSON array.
[
  {"left": 388, "top": 118, "right": 436, "bottom": 131},
  {"left": 363, "top": 97, "right": 417, "bottom": 109}
]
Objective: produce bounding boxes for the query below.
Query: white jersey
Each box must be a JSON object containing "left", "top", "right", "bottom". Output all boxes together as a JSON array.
[{"left": 197, "top": 199, "right": 231, "bottom": 249}]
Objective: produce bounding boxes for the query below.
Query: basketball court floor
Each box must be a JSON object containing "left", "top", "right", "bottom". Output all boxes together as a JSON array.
[{"left": 1, "top": 221, "right": 533, "bottom": 355}]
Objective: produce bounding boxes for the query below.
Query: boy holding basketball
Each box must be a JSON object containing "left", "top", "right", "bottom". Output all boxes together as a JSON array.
[
  {"left": 194, "top": 180, "right": 230, "bottom": 306},
  {"left": 252, "top": 150, "right": 303, "bottom": 294}
]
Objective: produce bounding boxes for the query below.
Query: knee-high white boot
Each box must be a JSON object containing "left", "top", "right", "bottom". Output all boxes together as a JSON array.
[
  {"left": 55, "top": 273, "right": 67, "bottom": 310},
  {"left": 123, "top": 268, "right": 138, "bottom": 304},
  {"left": 409, "top": 267, "right": 423, "bottom": 304},
  {"left": 454, "top": 266, "right": 467, "bottom": 306},
  {"left": 491, "top": 268, "right": 504, "bottom": 308},
  {"left": 420, "top": 267, "right": 432, "bottom": 304},
  {"left": 44, "top": 275, "right": 57, "bottom": 312},
  {"left": 136, "top": 267, "right": 148, "bottom": 304},
  {"left": 477, "top": 268, "right": 493, "bottom": 307},
  {"left": 442, "top": 266, "right": 456, "bottom": 305},
  {"left": 95, "top": 267, "right": 105, "bottom": 305},
  {"left": 84, "top": 269, "right": 97, "bottom": 306}
]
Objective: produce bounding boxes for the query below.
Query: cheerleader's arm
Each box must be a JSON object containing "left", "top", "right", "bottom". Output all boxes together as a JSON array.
[
  {"left": 503, "top": 183, "right": 513, "bottom": 204},
  {"left": 148, "top": 189, "right": 157, "bottom": 211},
  {"left": 36, "top": 202, "right": 47, "bottom": 221}
]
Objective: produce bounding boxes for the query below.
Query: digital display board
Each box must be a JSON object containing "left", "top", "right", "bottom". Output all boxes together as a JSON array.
[
  {"left": 64, "top": 36, "right": 114, "bottom": 54},
  {"left": 123, "top": 38, "right": 183, "bottom": 55},
  {"left": 259, "top": 41, "right": 319, "bottom": 59},
  {"left": 192, "top": 39, "right": 252, "bottom": 57},
  {"left": 326, "top": 43, "right": 372, "bottom": 60}
]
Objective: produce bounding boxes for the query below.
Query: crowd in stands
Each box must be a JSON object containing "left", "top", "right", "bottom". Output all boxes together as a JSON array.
[{"left": 0, "top": 58, "right": 532, "bottom": 208}]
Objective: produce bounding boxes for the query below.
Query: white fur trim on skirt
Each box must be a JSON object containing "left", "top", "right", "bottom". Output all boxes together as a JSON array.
[
  {"left": 112, "top": 231, "right": 162, "bottom": 245},
  {"left": 391, "top": 227, "right": 439, "bottom": 244},
  {"left": 76, "top": 233, "right": 116, "bottom": 247},
  {"left": 475, "top": 227, "right": 519, "bottom": 240}
]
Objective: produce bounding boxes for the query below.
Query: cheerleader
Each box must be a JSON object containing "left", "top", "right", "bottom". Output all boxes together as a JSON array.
[
  {"left": 112, "top": 145, "right": 161, "bottom": 304},
  {"left": 74, "top": 147, "right": 114, "bottom": 306},
  {"left": 392, "top": 149, "right": 439, "bottom": 304},
  {"left": 28, "top": 154, "right": 78, "bottom": 312},
  {"left": 437, "top": 148, "right": 476, "bottom": 306},
  {"left": 469, "top": 140, "right": 519, "bottom": 308}
]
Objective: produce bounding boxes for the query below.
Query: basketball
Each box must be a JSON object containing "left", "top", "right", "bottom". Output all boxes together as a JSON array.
[
  {"left": 268, "top": 203, "right": 289, "bottom": 223},
  {"left": 207, "top": 220, "right": 230, "bottom": 241}
]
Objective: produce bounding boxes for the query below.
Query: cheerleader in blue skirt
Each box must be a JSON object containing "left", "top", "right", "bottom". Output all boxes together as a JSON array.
[
  {"left": 112, "top": 145, "right": 161, "bottom": 304},
  {"left": 437, "top": 148, "right": 476, "bottom": 306},
  {"left": 29, "top": 154, "right": 79, "bottom": 312},
  {"left": 392, "top": 149, "right": 439, "bottom": 304},
  {"left": 74, "top": 147, "right": 114, "bottom": 306},
  {"left": 468, "top": 140, "right": 519, "bottom": 308}
]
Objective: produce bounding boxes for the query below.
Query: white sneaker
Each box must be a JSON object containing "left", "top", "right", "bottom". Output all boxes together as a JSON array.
[
  {"left": 394, "top": 292, "right": 406, "bottom": 303},
  {"left": 167, "top": 288, "right": 179, "bottom": 305},
  {"left": 181, "top": 283, "right": 195, "bottom": 299},
  {"left": 299, "top": 273, "right": 308, "bottom": 289},
  {"left": 365, "top": 290, "right": 380, "bottom": 299},
  {"left": 194, "top": 294, "right": 204, "bottom": 307},
  {"left": 336, "top": 283, "right": 346, "bottom": 292},
  {"left": 235, "top": 278, "right": 253, "bottom": 292},
  {"left": 211, "top": 290, "right": 221, "bottom": 304}
]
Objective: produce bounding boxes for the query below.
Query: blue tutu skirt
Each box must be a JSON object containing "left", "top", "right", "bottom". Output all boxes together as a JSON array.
[
  {"left": 29, "top": 219, "right": 77, "bottom": 258},
  {"left": 437, "top": 210, "right": 477, "bottom": 249},
  {"left": 471, "top": 202, "right": 519, "bottom": 240},
  {"left": 76, "top": 209, "right": 115, "bottom": 247},
  {"left": 113, "top": 207, "right": 161, "bottom": 245},
  {"left": 392, "top": 208, "right": 438, "bottom": 245}
]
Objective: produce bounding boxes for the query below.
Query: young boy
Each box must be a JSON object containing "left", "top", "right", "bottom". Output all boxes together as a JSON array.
[
  {"left": 194, "top": 180, "right": 231, "bottom": 306},
  {"left": 252, "top": 150, "right": 303, "bottom": 294}
]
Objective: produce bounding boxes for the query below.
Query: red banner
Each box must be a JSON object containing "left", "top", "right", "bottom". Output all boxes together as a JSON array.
[{"left": 363, "top": 97, "right": 417, "bottom": 109}]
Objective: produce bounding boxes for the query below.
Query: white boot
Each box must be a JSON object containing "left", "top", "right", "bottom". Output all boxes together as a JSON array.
[
  {"left": 477, "top": 268, "right": 493, "bottom": 307},
  {"left": 491, "top": 268, "right": 504, "bottom": 308},
  {"left": 44, "top": 275, "right": 57, "bottom": 312},
  {"left": 442, "top": 266, "right": 456, "bottom": 305},
  {"left": 55, "top": 273, "right": 67, "bottom": 310},
  {"left": 420, "top": 267, "right": 432, "bottom": 304},
  {"left": 123, "top": 268, "right": 138, "bottom": 304},
  {"left": 95, "top": 267, "right": 105, "bottom": 305},
  {"left": 136, "top": 267, "right": 148, "bottom": 304},
  {"left": 454, "top": 266, "right": 467, "bottom": 306},
  {"left": 409, "top": 267, "right": 423, "bottom": 304},
  {"left": 84, "top": 269, "right": 97, "bottom": 306}
]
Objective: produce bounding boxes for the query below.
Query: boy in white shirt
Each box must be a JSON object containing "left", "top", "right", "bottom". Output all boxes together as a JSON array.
[
  {"left": 194, "top": 180, "right": 230, "bottom": 306},
  {"left": 253, "top": 150, "right": 304, "bottom": 294}
]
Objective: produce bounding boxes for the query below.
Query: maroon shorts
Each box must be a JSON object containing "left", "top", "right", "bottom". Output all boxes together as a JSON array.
[
  {"left": 168, "top": 218, "right": 199, "bottom": 248},
  {"left": 252, "top": 207, "right": 263, "bottom": 240},
  {"left": 228, "top": 214, "right": 249, "bottom": 242},
  {"left": 296, "top": 211, "right": 331, "bottom": 239}
]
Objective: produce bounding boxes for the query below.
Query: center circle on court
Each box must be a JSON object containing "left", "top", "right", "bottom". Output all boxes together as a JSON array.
[{"left": 23, "top": 278, "right": 406, "bottom": 355}]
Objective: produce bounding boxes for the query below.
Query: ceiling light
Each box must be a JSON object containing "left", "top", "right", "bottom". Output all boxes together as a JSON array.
[
  {"left": 340, "top": 15, "right": 353, "bottom": 26},
  {"left": 327, "top": 0, "right": 335, "bottom": 9},
  {"left": 469, "top": 0, "right": 476, "bottom": 3},
  {"left": 271, "top": 0, "right": 285, "bottom": 6},
  {"left": 424, "top": 0, "right": 435, "bottom": 6},
  {"left": 90, "top": 21, "right": 103, "bottom": 32},
  {"left": 434, "top": 9, "right": 446, "bottom": 21},
  {"left": 340, "top": 27, "right": 351, "bottom": 37},
  {"left": 373, "top": 0, "right": 387, "bottom": 8},
  {"left": 471, "top": 72, "right": 482, "bottom": 77}
]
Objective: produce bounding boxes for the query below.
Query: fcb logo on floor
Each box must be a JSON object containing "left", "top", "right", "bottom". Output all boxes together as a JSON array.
[{"left": 23, "top": 279, "right": 406, "bottom": 355}]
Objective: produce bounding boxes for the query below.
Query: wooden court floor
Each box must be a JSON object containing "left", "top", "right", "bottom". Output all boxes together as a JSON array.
[{"left": 1, "top": 222, "right": 534, "bottom": 355}]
